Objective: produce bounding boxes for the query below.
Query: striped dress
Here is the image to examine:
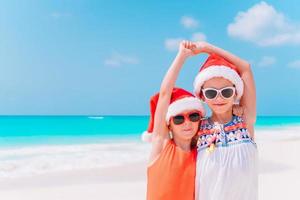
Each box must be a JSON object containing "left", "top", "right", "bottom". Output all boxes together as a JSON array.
[{"left": 195, "top": 115, "right": 258, "bottom": 200}]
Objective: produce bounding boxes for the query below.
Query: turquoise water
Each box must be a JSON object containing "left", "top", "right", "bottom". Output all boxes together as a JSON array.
[
  {"left": 0, "top": 116, "right": 300, "bottom": 147},
  {"left": 255, "top": 116, "right": 300, "bottom": 127},
  {"left": 0, "top": 115, "right": 300, "bottom": 178},
  {"left": 0, "top": 116, "right": 148, "bottom": 147}
]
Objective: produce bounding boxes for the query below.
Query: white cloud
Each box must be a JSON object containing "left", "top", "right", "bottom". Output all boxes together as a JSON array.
[
  {"left": 227, "top": 1, "right": 300, "bottom": 46},
  {"left": 288, "top": 60, "right": 300, "bottom": 69},
  {"left": 180, "top": 16, "right": 199, "bottom": 29},
  {"left": 165, "top": 38, "right": 183, "bottom": 51},
  {"left": 257, "top": 56, "right": 276, "bottom": 67},
  {"left": 104, "top": 52, "right": 139, "bottom": 67},
  {"left": 191, "top": 32, "right": 207, "bottom": 42},
  {"left": 165, "top": 16, "right": 205, "bottom": 51},
  {"left": 164, "top": 33, "right": 207, "bottom": 51},
  {"left": 51, "top": 12, "right": 72, "bottom": 19}
]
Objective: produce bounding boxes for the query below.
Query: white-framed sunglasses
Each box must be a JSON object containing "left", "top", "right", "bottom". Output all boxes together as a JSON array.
[{"left": 201, "top": 86, "right": 236, "bottom": 100}]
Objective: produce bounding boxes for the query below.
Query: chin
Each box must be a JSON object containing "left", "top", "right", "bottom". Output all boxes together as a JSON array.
[
  {"left": 181, "top": 130, "right": 196, "bottom": 139},
  {"left": 211, "top": 104, "right": 232, "bottom": 114},
  {"left": 212, "top": 107, "right": 226, "bottom": 114}
]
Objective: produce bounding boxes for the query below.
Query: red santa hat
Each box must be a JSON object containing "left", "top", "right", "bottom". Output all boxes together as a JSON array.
[
  {"left": 193, "top": 53, "right": 244, "bottom": 102},
  {"left": 142, "top": 87, "right": 205, "bottom": 142}
]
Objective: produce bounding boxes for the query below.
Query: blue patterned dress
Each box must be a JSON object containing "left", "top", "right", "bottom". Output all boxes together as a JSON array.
[{"left": 195, "top": 115, "right": 258, "bottom": 200}]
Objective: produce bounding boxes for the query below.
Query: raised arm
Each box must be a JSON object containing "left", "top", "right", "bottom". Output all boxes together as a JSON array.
[
  {"left": 148, "top": 41, "right": 195, "bottom": 164},
  {"left": 193, "top": 42, "right": 256, "bottom": 138}
]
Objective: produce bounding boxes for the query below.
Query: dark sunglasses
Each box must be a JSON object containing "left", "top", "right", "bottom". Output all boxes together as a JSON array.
[
  {"left": 201, "top": 86, "right": 235, "bottom": 100},
  {"left": 172, "top": 112, "right": 201, "bottom": 125}
]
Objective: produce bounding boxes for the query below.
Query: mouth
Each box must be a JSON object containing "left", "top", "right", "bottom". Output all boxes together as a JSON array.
[
  {"left": 213, "top": 103, "right": 226, "bottom": 106},
  {"left": 183, "top": 128, "right": 192, "bottom": 132}
]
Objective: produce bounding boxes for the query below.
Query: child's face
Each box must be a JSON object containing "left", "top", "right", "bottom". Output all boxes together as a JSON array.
[
  {"left": 202, "top": 77, "right": 236, "bottom": 115},
  {"left": 169, "top": 110, "right": 201, "bottom": 141}
]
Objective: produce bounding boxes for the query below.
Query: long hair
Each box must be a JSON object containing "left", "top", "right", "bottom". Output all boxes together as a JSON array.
[{"left": 190, "top": 135, "right": 199, "bottom": 149}]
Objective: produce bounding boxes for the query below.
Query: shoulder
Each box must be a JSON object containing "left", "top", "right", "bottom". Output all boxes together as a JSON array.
[
  {"left": 224, "top": 115, "right": 249, "bottom": 134},
  {"left": 232, "top": 115, "right": 244, "bottom": 125},
  {"left": 199, "top": 117, "right": 211, "bottom": 129},
  {"left": 148, "top": 138, "right": 171, "bottom": 167},
  {"left": 198, "top": 117, "right": 215, "bottom": 135}
]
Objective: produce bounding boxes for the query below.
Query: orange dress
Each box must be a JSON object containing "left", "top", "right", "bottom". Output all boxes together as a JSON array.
[{"left": 147, "top": 140, "right": 197, "bottom": 200}]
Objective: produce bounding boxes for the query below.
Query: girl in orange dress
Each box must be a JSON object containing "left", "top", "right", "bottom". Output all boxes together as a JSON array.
[{"left": 142, "top": 41, "right": 205, "bottom": 200}]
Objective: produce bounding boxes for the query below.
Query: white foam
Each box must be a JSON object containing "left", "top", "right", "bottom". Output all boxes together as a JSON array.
[
  {"left": 88, "top": 116, "right": 104, "bottom": 120},
  {"left": 0, "top": 142, "right": 151, "bottom": 179},
  {"left": 1, "top": 126, "right": 298, "bottom": 179}
]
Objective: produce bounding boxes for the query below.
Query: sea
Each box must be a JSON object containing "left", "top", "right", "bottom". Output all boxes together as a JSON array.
[{"left": 0, "top": 116, "right": 299, "bottom": 178}]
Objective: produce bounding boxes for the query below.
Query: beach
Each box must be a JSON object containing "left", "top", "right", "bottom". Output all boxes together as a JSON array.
[
  {"left": 0, "top": 117, "right": 300, "bottom": 199},
  {"left": 2, "top": 1, "right": 300, "bottom": 199}
]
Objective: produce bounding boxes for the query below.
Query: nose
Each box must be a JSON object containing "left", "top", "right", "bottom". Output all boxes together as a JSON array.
[
  {"left": 215, "top": 93, "right": 224, "bottom": 101},
  {"left": 183, "top": 118, "right": 193, "bottom": 127}
]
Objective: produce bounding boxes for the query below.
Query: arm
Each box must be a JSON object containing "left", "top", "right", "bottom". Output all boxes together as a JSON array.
[
  {"left": 148, "top": 41, "right": 195, "bottom": 165},
  {"left": 194, "top": 42, "right": 256, "bottom": 138},
  {"left": 232, "top": 104, "right": 245, "bottom": 117}
]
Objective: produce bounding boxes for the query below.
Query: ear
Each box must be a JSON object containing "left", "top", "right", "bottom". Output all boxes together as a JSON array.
[
  {"left": 233, "top": 94, "right": 239, "bottom": 105},
  {"left": 199, "top": 92, "right": 206, "bottom": 102},
  {"left": 168, "top": 124, "right": 172, "bottom": 131},
  {"left": 169, "top": 131, "right": 173, "bottom": 139}
]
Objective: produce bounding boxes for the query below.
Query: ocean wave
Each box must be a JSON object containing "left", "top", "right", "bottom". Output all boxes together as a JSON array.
[
  {"left": 88, "top": 116, "right": 104, "bottom": 120},
  {"left": 0, "top": 142, "right": 150, "bottom": 179},
  {"left": 1, "top": 126, "right": 299, "bottom": 179}
]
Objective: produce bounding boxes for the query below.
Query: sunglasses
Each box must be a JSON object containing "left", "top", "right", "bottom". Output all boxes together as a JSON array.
[
  {"left": 172, "top": 112, "right": 201, "bottom": 125},
  {"left": 202, "top": 86, "right": 235, "bottom": 100}
]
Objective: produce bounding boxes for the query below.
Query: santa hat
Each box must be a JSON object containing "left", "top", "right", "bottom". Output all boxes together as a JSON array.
[
  {"left": 142, "top": 87, "right": 205, "bottom": 142},
  {"left": 193, "top": 53, "right": 244, "bottom": 102}
]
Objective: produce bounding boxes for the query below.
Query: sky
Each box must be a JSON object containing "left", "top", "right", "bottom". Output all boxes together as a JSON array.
[{"left": 0, "top": 0, "right": 300, "bottom": 116}]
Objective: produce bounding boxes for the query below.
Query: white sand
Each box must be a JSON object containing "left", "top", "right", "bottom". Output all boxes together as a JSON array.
[
  {"left": 0, "top": 162, "right": 147, "bottom": 200},
  {"left": 0, "top": 129, "right": 299, "bottom": 200}
]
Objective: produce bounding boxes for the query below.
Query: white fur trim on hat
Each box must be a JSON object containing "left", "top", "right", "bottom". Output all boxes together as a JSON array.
[
  {"left": 165, "top": 97, "right": 205, "bottom": 124},
  {"left": 141, "top": 131, "right": 152, "bottom": 142},
  {"left": 193, "top": 65, "right": 244, "bottom": 101}
]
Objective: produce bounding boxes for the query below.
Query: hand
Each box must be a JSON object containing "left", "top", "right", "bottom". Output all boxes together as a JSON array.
[
  {"left": 232, "top": 105, "right": 244, "bottom": 117},
  {"left": 191, "top": 41, "right": 211, "bottom": 54},
  {"left": 178, "top": 40, "right": 197, "bottom": 58}
]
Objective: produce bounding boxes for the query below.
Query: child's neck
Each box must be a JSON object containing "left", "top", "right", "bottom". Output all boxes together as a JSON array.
[
  {"left": 173, "top": 138, "right": 191, "bottom": 151},
  {"left": 211, "top": 110, "right": 233, "bottom": 124}
]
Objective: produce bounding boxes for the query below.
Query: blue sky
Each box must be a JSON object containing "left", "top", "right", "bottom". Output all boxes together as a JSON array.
[{"left": 0, "top": 0, "right": 300, "bottom": 116}]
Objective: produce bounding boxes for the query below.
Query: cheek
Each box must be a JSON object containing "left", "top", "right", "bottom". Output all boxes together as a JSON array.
[
  {"left": 169, "top": 124, "right": 179, "bottom": 133},
  {"left": 205, "top": 99, "right": 214, "bottom": 107},
  {"left": 226, "top": 97, "right": 235, "bottom": 105},
  {"left": 193, "top": 123, "right": 200, "bottom": 132}
]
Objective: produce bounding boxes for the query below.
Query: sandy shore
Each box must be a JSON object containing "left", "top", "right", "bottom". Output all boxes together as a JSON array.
[
  {"left": 0, "top": 161, "right": 148, "bottom": 200},
  {"left": 0, "top": 128, "right": 299, "bottom": 200}
]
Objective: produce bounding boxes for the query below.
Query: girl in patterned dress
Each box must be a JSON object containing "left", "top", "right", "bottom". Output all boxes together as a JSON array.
[{"left": 192, "top": 41, "right": 258, "bottom": 200}]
